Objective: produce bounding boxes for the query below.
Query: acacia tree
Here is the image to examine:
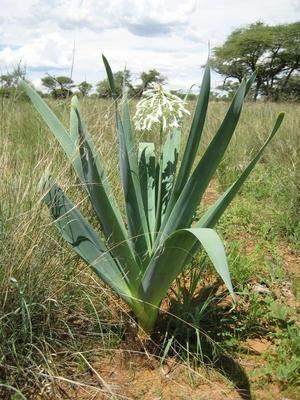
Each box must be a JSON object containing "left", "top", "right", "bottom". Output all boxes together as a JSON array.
[
  {"left": 78, "top": 81, "right": 93, "bottom": 96},
  {"left": 212, "top": 22, "right": 300, "bottom": 101},
  {"left": 135, "top": 69, "right": 166, "bottom": 96},
  {"left": 96, "top": 68, "right": 165, "bottom": 98},
  {"left": 41, "top": 75, "right": 75, "bottom": 98},
  {"left": 96, "top": 70, "right": 131, "bottom": 98}
]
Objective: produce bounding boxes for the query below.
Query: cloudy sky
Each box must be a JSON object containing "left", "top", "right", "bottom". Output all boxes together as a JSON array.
[{"left": 1, "top": 0, "right": 300, "bottom": 91}]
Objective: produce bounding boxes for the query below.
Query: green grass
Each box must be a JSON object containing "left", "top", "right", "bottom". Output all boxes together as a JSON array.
[{"left": 0, "top": 96, "right": 299, "bottom": 399}]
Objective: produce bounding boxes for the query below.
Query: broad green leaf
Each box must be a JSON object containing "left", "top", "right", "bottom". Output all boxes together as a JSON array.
[
  {"left": 245, "top": 72, "right": 256, "bottom": 97},
  {"left": 102, "top": 54, "right": 117, "bottom": 99},
  {"left": 156, "top": 78, "right": 248, "bottom": 247},
  {"left": 160, "top": 70, "right": 255, "bottom": 235},
  {"left": 71, "top": 97, "right": 121, "bottom": 208},
  {"left": 40, "top": 177, "right": 135, "bottom": 303},
  {"left": 75, "top": 108, "right": 141, "bottom": 285},
  {"left": 196, "top": 113, "right": 285, "bottom": 228},
  {"left": 102, "top": 56, "right": 151, "bottom": 260},
  {"left": 154, "top": 129, "right": 181, "bottom": 236},
  {"left": 141, "top": 228, "right": 234, "bottom": 309},
  {"left": 121, "top": 86, "right": 135, "bottom": 161},
  {"left": 160, "top": 64, "right": 210, "bottom": 230},
  {"left": 116, "top": 114, "right": 151, "bottom": 261},
  {"left": 120, "top": 87, "right": 152, "bottom": 253},
  {"left": 19, "top": 80, "right": 84, "bottom": 181},
  {"left": 160, "top": 129, "right": 181, "bottom": 223},
  {"left": 172, "top": 64, "right": 211, "bottom": 197},
  {"left": 138, "top": 142, "right": 156, "bottom": 243}
]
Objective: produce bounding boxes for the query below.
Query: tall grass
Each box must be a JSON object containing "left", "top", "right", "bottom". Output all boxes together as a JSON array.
[
  {"left": 0, "top": 97, "right": 125, "bottom": 398},
  {"left": 211, "top": 102, "right": 300, "bottom": 244},
  {"left": 0, "top": 96, "right": 299, "bottom": 397}
]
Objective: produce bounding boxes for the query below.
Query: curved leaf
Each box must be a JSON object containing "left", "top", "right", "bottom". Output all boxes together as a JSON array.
[
  {"left": 172, "top": 63, "right": 211, "bottom": 197},
  {"left": 75, "top": 108, "right": 141, "bottom": 284},
  {"left": 40, "top": 177, "right": 135, "bottom": 301},
  {"left": 102, "top": 54, "right": 117, "bottom": 99},
  {"left": 141, "top": 228, "right": 234, "bottom": 309},
  {"left": 19, "top": 80, "right": 84, "bottom": 181},
  {"left": 102, "top": 56, "right": 151, "bottom": 260},
  {"left": 156, "top": 78, "right": 248, "bottom": 247},
  {"left": 116, "top": 114, "right": 151, "bottom": 260},
  {"left": 138, "top": 142, "right": 156, "bottom": 243},
  {"left": 160, "top": 129, "right": 181, "bottom": 224}
]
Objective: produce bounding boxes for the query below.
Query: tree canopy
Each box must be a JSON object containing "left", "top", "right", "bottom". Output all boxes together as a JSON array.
[
  {"left": 78, "top": 81, "right": 93, "bottom": 96},
  {"left": 0, "top": 65, "right": 26, "bottom": 98},
  {"left": 41, "top": 75, "right": 75, "bottom": 98},
  {"left": 96, "top": 70, "right": 131, "bottom": 98},
  {"left": 212, "top": 21, "right": 300, "bottom": 101},
  {"left": 96, "top": 68, "right": 165, "bottom": 98},
  {"left": 137, "top": 69, "right": 165, "bottom": 95}
]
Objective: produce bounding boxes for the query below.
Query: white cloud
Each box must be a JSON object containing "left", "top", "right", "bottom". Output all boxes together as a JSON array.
[
  {"left": 291, "top": 0, "right": 300, "bottom": 11},
  {"left": 0, "top": 33, "right": 73, "bottom": 69},
  {"left": 23, "top": 0, "right": 196, "bottom": 36}
]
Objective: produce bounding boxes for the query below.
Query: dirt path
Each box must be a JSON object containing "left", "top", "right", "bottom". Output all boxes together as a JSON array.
[{"left": 50, "top": 352, "right": 243, "bottom": 400}]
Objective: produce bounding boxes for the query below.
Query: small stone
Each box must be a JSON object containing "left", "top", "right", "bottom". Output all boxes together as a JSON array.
[{"left": 252, "top": 283, "right": 270, "bottom": 294}]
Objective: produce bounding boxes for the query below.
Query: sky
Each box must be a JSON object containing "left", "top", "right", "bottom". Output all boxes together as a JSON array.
[{"left": 0, "top": 0, "right": 300, "bottom": 91}]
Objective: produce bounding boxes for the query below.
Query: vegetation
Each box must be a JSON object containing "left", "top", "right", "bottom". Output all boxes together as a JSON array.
[
  {"left": 0, "top": 21, "right": 299, "bottom": 400},
  {"left": 41, "top": 75, "right": 75, "bottom": 99},
  {"left": 0, "top": 87, "right": 299, "bottom": 399},
  {"left": 77, "top": 80, "right": 93, "bottom": 97},
  {"left": 0, "top": 65, "right": 26, "bottom": 98},
  {"left": 96, "top": 68, "right": 164, "bottom": 98},
  {"left": 19, "top": 56, "right": 284, "bottom": 335},
  {"left": 212, "top": 21, "right": 300, "bottom": 101},
  {"left": 96, "top": 69, "right": 131, "bottom": 98}
]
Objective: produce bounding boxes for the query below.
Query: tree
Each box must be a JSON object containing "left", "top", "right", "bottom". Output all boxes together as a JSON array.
[
  {"left": 280, "top": 75, "right": 300, "bottom": 102},
  {"left": 96, "top": 70, "right": 131, "bottom": 98},
  {"left": 0, "top": 74, "right": 14, "bottom": 88},
  {"left": 0, "top": 64, "right": 26, "bottom": 98},
  {"left": 41, "top": 75, "right": 75, "bottom": 98},
  {"left": 135, "top": 69, "right": 166, "bottom": 96},
  {"left": 96, "top": 68, "right": 166, "bottom": 98},
  {"left": 212, "top": 22, "right": 300, "bottom": 101},
  {"left": 213, "top": 80, "right": 240, "bottom": 101},
  {"left": 41, "top": 76, "right": 56, "bottom": 92},
  {"left": 78, "top": 81, "right": 93, "bottom": 96}
]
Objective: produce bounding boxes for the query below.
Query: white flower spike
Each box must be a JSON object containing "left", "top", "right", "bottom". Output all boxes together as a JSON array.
[{"left": 134, "top": 83, "right": 190, "bottom": 133}]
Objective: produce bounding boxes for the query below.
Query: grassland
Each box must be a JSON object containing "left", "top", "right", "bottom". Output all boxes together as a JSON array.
[{"left": 0, "top": 95, "right": 299, "bottom": 399}]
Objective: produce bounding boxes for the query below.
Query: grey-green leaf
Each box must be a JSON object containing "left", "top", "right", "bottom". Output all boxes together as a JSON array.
[
  {"left": 138, "top": 142, "right": 156, "bottom": 243},
  {"left": 160, "top": 129, "right": 181, "bottom": 223},
  {"left": 40, "top": 177, "right": 134, "bottom": 304},
  {"left": 156, "top": 78, "right": 248, "bottom": 247},
  {"left": 19, "top": 80, "right": 84, "bottom": 181},
  {"left": 75, "top": 108, "right": 141, "bottom": 287},
  {"left": 102, "top": 54, "right": 117, "bottom": 99},
  {"left": 173, "top": 63, "right": 211, "bottom": 197},
  {"left": 116, "top": 114, "right": 151, "bottom": 261},
  {"left": 141, "top": 228, "right": 234, "bottom": 309}
]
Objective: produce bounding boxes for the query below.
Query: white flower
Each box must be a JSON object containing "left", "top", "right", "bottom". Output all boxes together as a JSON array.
[{"left": 133, "top": 83, "right": 190, "bottom": 133}]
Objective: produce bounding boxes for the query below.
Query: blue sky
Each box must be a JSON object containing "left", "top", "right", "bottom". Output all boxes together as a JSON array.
[{"left": 0, "top": 0, "right": 299, "bottom": 91}]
